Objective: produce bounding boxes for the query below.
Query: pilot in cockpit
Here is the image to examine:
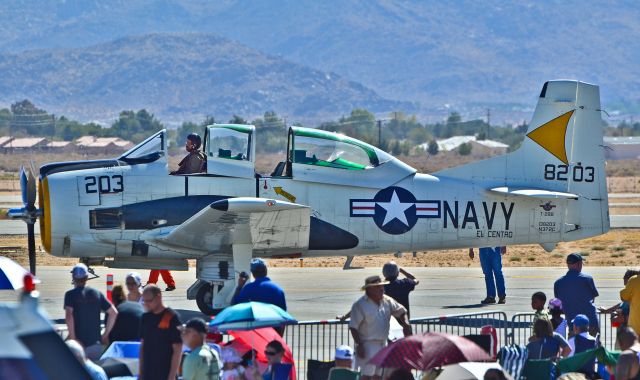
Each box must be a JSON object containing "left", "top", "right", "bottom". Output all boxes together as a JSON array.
[{"left": 171, "top": 133, "right": 207, "bottom": 175}]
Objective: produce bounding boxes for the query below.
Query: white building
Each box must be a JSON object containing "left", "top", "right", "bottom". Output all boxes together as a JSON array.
[
  {"left": 419, "top": 135, "right": 509, "bottom": 156},
  {"left": 76, "top": 136, "right": 133, "bottom": 154},
  {"left": 2, "top": 137, "right": 48, "bottom": 151}
]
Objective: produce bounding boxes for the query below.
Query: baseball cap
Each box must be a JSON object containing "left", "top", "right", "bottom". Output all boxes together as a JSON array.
[
  {"left": 70, "top": 263, "right": 88, "bottom": 279},
  {"left": 250, "top": 258, "right": 267, "bottom": 271},
  {"left": 566, "top": 253, "right": 585, "bottom": 264},
  {"left": 126, "top": 272, "right": 142, "bottom": 286},
  {"left": 572, "top": 314, "right": 590, "bottom": 328},
  {"left": 335, "top": 345, "right": 354, "bottom": 360},
  {"left": 548, "top": 298, "right": 563, "bottom": 311},
  {"left": 184, "top": 318, "right": 207, "bottom": 334}
]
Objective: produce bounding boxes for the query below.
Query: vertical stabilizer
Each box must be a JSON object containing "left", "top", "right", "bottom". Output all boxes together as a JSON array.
[{"left": 435, "top": 80, "right": 609, "bottom": 239}]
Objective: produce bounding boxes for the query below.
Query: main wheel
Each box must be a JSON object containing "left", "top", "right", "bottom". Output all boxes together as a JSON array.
[{"left": 195, "top": 282, "right": 224, "bottom": 315}]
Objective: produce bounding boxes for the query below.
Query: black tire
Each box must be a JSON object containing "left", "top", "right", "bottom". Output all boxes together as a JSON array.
[{"left": 195, "top": 282, "right": 224, "bottom": 315}]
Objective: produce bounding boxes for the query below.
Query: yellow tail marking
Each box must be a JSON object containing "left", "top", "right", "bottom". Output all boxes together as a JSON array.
[
  {"left": 526, "top": 110, "right": 574, "bottom": 165},
  {"left": 274, "top": 186, "right": 296, "bottom": 202}
]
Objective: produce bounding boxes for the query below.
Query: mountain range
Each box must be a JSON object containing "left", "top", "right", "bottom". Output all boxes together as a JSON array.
[{"left": 0, "top": 0, "right": 638, "bottom": 123}]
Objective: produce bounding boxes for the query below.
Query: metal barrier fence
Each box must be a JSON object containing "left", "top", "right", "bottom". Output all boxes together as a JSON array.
[
  {"left": 509, "top": 312, "right": 617, "bottom": 350},
  {"left": 283, "top": 311, "right": 509, "bottom": 378},
  {"left": 411, "top": 310, "right": 509, "bottom": 347},
  {"left": 283, "top": 320, "right": 352, "bottom": 378},
  {"left": 53, "top": 310, "right": 618, "bottom": 378}
]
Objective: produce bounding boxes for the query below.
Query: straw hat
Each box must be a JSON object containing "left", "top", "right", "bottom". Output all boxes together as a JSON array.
[{"left": 361, "top": 275, "right": 389, "bottom": 290}]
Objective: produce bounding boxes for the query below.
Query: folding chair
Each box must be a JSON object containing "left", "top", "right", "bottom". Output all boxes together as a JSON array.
[
  {"left": 307, "top": 359, "right": 335, "bottom": 380},
  {"left": 328, "top": 367, "right": 361, "bottom": 380}
]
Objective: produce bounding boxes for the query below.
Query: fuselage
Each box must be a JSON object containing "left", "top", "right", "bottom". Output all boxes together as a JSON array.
[{"left": 39, "top": 154, "right": 601, "bottom": 261}]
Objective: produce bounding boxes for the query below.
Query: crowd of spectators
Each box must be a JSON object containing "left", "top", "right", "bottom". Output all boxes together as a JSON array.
[{"left": 61, "top": 251, "right": 640, "bottom": 380}]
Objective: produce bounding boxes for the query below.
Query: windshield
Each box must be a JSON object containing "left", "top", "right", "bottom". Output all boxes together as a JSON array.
[
  {"left": 291, "top": 128, "right": 392, "bottom": 170},
  {"left": 208, "top": 127, "right": 251, "bottom": 161},
  {"left": 119, "top": 130, "right": 165, "bottom": 163}
]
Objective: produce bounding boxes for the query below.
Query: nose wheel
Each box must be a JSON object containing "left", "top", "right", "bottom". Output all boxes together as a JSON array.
[{"left": 195, "top": 282, "right": 224, "bottom": 315}]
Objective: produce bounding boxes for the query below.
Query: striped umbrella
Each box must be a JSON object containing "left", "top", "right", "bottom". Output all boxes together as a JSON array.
[
  {"left": 0, "top": 256, "right": 40, "bottom": 290},
  {"left": 369, "top": 332, "right": 491, "bottom": 370}
]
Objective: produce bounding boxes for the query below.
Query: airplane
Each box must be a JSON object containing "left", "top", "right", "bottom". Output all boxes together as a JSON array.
[{"left": 9, "top": 80, "right": 609, "bottom": 314}]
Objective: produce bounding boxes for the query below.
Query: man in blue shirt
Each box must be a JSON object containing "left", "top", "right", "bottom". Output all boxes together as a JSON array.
[
  {"left": 382, "top": 261, "right": 419, "bottom": 318},
  {"left": 469, "top": 246, "right": 507, "bottom": 304},
  {"left": 232, "top": 258, "right": 287, "bottom": 311},
  {"left": 554, "top": 253, "right": 600, "bottom": 336}
]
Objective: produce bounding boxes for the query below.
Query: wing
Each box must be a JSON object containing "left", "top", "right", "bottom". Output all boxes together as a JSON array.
[{"left": 144, "top": 197, "right": 310, "bottom": 255}]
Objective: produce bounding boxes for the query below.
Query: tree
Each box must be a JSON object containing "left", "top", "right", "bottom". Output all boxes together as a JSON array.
[
  {"left": 10, "top": 99, "right": 55, "bottom": 136},
  {"left": 447, "top": 112, "right": 462, "bottom": 125},
  {"left": 11, "top": 99, "right": 41, "bottom": 115},
  {"left": 109, "top": 109, "right": 164, "bottom": 142},
  {"left": 427, "top": 140, "right": 439, "bottom": 155},
  {"left": 408, "top": 127, "right": 429, "bottom": 145},
  {"left": 175, "top": 116, "right": 215, "bottom": 148},
  {"left": 390, "top": 140, "right": 401, "bottom": 155},
  {"left": 477, "top": 131, "right": 486, "bottom": 141},
  {"left": 229, "top": 115, "right": 247, "bottom": 124},
  {"left": 458, "top": 142, "right": 472, "bottom": 156}
]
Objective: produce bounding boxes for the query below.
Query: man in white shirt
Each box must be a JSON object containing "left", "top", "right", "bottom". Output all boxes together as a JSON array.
[{"left": 348, "top": 275, "right": 412, "bottom": 380}]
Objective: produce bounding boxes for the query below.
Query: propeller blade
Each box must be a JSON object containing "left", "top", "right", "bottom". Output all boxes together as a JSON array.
[
  {"left": 20, "top": 166, "right": 28, "bottom": 206},
  {"left": 27, "top": 223, "right": 36, "bottom": 275},
  {"left": 29, "top": 160, "right": 37, "bottom": 181},
  {"left": 27, "top": 167, "right": 37, "bottom": 207}
]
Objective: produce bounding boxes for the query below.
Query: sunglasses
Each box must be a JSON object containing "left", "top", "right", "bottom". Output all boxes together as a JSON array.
[
  {"left": 264, "top": 350, "right": 279, "bottom": 356},
  {"left": 126, "top": 282, "right": 138, "bottom": 286},
  {"left": 142, "top": 296, "right": 156, "bottom": 303}
]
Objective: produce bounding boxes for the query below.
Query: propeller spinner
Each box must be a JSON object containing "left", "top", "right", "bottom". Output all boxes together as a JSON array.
[{"left": 7, "top": 166, "right": 41, "bottom": 275}]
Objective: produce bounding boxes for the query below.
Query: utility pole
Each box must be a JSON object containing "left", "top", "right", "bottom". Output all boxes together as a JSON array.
[
  {"left": 378, "top": 119, "right": 382, "bottom": 148},
  {"left": 486, "top": 108, "right": 491, "bottom": 139}
]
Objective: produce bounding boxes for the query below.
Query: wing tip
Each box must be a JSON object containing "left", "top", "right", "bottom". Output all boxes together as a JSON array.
[{"left": 210, "top": 199, "right": 229, "bottom": 211}]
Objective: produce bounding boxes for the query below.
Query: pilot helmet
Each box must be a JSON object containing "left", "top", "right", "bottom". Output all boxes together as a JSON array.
[{"left": 187, "top": 133, "right": 202, "bottom": 149}]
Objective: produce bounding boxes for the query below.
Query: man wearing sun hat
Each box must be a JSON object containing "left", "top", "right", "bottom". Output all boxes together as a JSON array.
[
  {"left": 554, "top": 253, "right": 600, "bottom": 336},
  {"left": 348, "top": 275, "right": 412, "bottom": 380}
]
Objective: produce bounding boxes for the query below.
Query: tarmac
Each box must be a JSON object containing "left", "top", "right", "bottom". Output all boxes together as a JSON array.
[{"left": 0, "top": 266, "right": 629, "bottom": 323}]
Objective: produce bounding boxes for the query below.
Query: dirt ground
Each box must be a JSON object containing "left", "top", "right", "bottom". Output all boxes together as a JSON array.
[{"left": 2, "top": 229, "right": 640, "bottom": 269}]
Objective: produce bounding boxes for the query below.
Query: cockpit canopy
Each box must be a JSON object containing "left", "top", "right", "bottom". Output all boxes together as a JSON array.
[
  {"left": 205, "top": 124, "right": 256, "bottom": 178},
  {"left": 289, "top": 127, "right": 392, "bottom": 170},
  {"left": 287, "top": 127, "right": 415, "bottom": 187},
  {"left": 119, "top": 129, "right": 167, "bottom": 165}
]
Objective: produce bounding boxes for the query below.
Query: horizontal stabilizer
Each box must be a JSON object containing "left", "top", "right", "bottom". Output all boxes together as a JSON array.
[{"left": 489, "top": 187, "right": 578, "bottom": 200}]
